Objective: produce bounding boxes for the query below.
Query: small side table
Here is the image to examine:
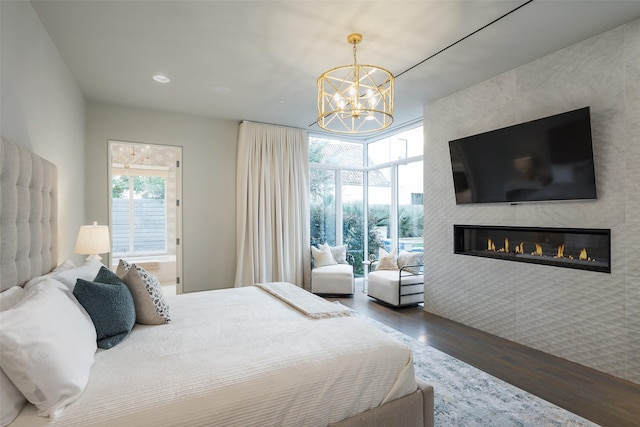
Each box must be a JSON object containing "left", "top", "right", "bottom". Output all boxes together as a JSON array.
[{"left": 361, "top": 260, "right": 371, "bottom": 293}]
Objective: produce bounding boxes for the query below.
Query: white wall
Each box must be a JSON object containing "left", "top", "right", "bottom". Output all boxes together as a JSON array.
[
  {"left": 423, "top": 19, "right": 639, "bottom": 383},
  {"left": 0, "top": 1, "right": 86, "bottom": 265},
  {"left": 85, "top": 102, "right": 238, "bottom": 293}
]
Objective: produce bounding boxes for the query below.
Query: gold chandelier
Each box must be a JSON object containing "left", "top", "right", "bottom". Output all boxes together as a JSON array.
[
  {"left": 111, "top": 144, "right": 150, "bottom": 168},
  {"left": 317, "top": 33, "right": 394, "bottom": 134}
]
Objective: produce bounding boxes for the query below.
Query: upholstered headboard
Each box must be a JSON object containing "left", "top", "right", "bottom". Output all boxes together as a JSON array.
[{"left": 0, "top": 138, "right": 58, "bottom": 291}]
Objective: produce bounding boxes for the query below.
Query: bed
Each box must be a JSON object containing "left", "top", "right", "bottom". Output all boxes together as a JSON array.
[{"left": 0, "top": 138, "right": 434, "bottom": 427}]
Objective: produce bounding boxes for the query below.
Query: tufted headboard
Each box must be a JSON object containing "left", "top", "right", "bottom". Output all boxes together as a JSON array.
[{"left": 0, "top": 138, "right": 58, "bottom": 291}]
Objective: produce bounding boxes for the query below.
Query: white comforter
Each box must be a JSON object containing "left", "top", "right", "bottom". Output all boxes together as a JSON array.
[{"left": 11, "top": 285, "right": 416, "bottom": 426}]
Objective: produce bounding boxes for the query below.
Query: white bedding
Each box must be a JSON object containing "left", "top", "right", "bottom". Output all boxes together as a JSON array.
[{"left": 11, "top": 285, "right": 417, "bottom": 426}]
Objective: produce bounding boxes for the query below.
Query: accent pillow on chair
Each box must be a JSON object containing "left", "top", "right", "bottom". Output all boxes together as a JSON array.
[
  {"left": 320, "top": 243, "right": 348, "bottom": 265},
  {"left": 397, "top": 250, "right": 424, "bottom": 274},
  {"left": 375, "top": 248, "right": 398, "bottom": 270},
  {"left": 311, "top": 245, "right": 338, "bottom": 268}
]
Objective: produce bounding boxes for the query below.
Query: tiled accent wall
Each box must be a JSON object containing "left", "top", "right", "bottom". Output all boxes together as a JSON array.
[{"left": 423, "top": 19, "right": 639, "bottom": 383}]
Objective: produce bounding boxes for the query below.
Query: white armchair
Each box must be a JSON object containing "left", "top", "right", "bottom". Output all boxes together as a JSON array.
[
  {"left": 310, "top": 244, "right": 355, "bottom": 296},
  {"left": 367, "top": 249, "right": 424, "bottom": 307},
  {"left": 367, "top": 266, "right": 424, "bottom": 307}
]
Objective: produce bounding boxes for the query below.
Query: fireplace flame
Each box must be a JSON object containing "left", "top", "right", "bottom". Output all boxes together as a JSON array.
[
  {"left": 579, "top": 248, "right": 587, "bottom": 260},
  {"left": 533, "top": 243, "right": 543, "bottom": 256},
  {"left": 478, "top": 232, "right": 599, "bottom": 266}
]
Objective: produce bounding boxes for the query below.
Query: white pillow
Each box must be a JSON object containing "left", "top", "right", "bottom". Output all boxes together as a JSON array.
[
  {"left": 0, "top": 287, "right": 28, "bottom": 427},
  {"left": 320, "top": 243, "right": 348, "bottom": 264},
  {"left": 1, "top": 369, "right": 26, "bottom": 427},
  {"left": 0, "top": 286, "right": 26, "bottom": 311},
  {"left": 375, "top": 248, "right": 398, "bottom": 270},
  {"left": 24, "top": 259, "right": 76, "bottom": 290},
  {"left": 52, "top": 259, "right": 102, "bottom": 291},
  {"left": 311, "top": 245, "right": 338, "bottom": 268},
  {"left": 397, "top": 250, "right": 424, "bottom": 274},
  {"left": 0, "top": 279, "right": 97, "bottom": 419}
]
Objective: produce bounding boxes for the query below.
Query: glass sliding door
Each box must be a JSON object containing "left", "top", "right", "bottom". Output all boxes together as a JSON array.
[
  {"left": 309, "top": 137, "right": 364, "bottom": 271},
  {"left": 398, "top": 161, "right": 424, "bottom": 253},
  {"left": 308, "top": 126, "right": 422, "bottom": 278},
  {"left": 367, "top": 167, "right": 392, "bottom": 257},
  {"left": 342, "top": 169, "right": 364, "bottom": 274},
  {"left": 310, "top": 168, "right": 336, "bottom": 247}
]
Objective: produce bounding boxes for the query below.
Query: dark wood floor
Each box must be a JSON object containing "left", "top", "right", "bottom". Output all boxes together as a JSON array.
[{"left": 327, "top": 289, "right": 640, "bottom": 427}]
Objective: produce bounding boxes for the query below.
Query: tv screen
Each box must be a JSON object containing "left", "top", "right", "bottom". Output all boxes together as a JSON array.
[{"left": 449, "top": 107, "right": 597, "bottom": 204}]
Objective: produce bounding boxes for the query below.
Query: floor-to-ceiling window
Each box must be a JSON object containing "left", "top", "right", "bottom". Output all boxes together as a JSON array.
[
  {"left": 366, "top": 126, "right": 423, "bottom": 257},
  {"left": 309, "top": 124, "right": 423, "bottom": 275},
  {"left": 310, "top": 168, "right": 336, "bottom": 246},
  {"left": 309, "top": 137, "right": 365, "bottom": 273},
  {"left": 398, "top": 160, "right": 424, "bottom": 252}
]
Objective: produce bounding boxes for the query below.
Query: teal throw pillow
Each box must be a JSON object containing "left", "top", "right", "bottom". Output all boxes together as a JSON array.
[
  {"left": 94, "top": 265, "right": 127, "bottom": 286},
  {"left": 73, "top": 269, "right": 136, "bottom": 349}
]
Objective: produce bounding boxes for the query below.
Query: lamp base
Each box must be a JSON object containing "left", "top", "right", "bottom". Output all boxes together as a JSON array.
[{"left": 85, "top": 254, "right": 103, "bottom": 262}]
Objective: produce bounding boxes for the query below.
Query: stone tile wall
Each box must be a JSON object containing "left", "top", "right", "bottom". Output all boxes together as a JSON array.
[{"left": 423, "top": 19, "right": 639, "bottom": 382}]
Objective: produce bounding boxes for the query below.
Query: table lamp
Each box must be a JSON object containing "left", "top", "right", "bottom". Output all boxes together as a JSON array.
[{"left": 74, "top": 221, "right": 111, "bottom": 262}]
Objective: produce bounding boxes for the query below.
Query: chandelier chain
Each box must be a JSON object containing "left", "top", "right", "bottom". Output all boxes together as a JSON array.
[{"left": 353, "top": 42, "right": 357, "bottom": 66}]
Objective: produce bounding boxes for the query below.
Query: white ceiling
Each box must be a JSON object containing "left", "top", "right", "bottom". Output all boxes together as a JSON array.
[{"left": 31, "top": 1, "right": 640, "bottom": 137}]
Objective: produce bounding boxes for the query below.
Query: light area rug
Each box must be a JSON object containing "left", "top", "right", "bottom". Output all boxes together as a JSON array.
[{"left": 361, "top": 314, "right": 600, "bottom": 427}]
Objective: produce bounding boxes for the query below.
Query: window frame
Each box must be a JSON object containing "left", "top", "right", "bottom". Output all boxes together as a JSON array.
[{"left": 309, "top": 123, "right": 424, "bottom": 270}]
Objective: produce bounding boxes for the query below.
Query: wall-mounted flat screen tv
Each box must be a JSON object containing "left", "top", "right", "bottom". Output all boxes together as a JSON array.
[{"left": 449, "top": 107, "right": 597, "bottom": 205}]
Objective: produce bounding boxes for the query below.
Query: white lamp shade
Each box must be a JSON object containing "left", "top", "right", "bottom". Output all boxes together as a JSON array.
[{"left": 74, "top": 222, "right": 111, "bottom": 258}]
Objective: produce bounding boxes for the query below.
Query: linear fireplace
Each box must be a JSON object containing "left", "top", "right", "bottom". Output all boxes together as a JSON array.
[{"left": 454, "top": 225, "right": 611, "bottom": 273}]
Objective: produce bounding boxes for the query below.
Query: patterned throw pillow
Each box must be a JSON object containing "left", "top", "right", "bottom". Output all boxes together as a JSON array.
[
  {"left": 375, "top": 248, "right": 398, "bottom": 270},
  {"left": 397, "top": 250, "right": 424, "bottom": 274},
  {"left": 320, "top": 243, "right": 348, "bottom": 264},
  {"left": 117, "top": 260, "right": 171, "bottom": 325}
]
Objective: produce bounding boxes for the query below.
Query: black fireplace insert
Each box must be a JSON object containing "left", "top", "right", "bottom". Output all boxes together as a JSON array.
[{"left": 454, "top": 225, "right": 611, "bottom": 273}]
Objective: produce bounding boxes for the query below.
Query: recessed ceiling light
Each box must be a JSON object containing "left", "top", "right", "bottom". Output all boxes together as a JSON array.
[
  {"left": 152, "top": 74, "right": 170, "bottom": 83},
  {"left": 211, "top": 86, "right": 231, "bottom": 95}
]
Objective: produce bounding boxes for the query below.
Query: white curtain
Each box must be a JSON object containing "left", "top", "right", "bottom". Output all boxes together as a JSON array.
[{"left": 235, "top": 122, "right": 311, "bottom": 289}]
